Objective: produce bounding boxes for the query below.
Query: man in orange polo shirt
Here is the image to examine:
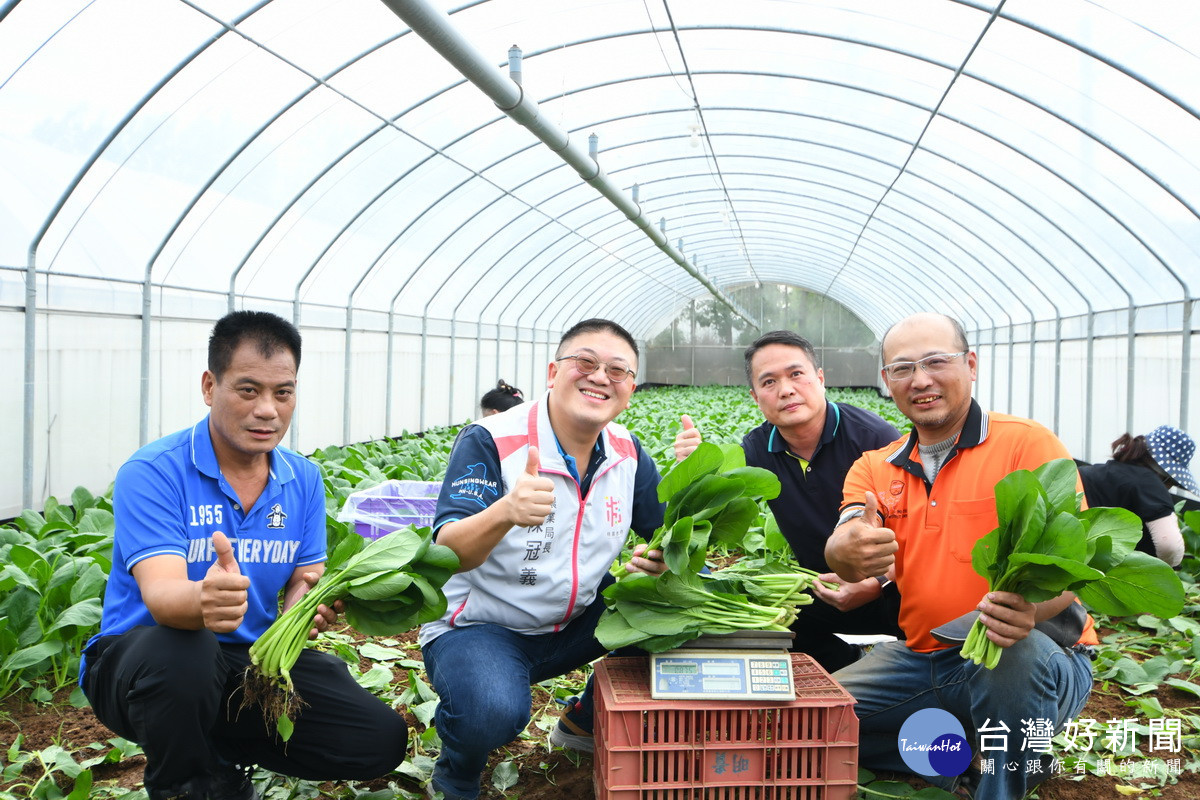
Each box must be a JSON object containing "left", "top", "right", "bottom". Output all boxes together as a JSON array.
[{"left": 825, "top": 313, "right": 1094, "bottom": 800}]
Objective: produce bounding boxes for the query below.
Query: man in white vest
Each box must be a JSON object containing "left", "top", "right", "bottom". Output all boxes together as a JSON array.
[{"left": 419, "top": 319, "right": 666, "bottom": 800}]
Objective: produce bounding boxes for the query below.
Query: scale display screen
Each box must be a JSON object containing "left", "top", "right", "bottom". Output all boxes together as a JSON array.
[
  {"left": 650, "top": 649, "right": 796, "bottom": 701},
  {"left": 659, "top": 662, "right": 698, "bottom": 675}
]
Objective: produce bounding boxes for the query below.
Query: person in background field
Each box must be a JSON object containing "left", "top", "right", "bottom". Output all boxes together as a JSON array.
[
  {"left": 80, "top": 311, "right": 408, "bottom": 800},
  {"left": 1079, "top": 425, "right": 1195, "bottom": 567},
  {"left": 672, "top": 330, "right": 903, "bottom": 673},
  {"left": 420, "top": 319, "right": 667, "bottom": 800},
  {"left": 479, "top": 379, "right": 524, "bottom": 416},
  {"left": 824, "top": 312, "right": 1095, "bottom": 800}
]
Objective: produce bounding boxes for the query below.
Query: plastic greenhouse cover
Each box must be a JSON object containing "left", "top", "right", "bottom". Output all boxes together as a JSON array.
[{"left": 0, "top": 0, "right": 1196, "bottom": 337}]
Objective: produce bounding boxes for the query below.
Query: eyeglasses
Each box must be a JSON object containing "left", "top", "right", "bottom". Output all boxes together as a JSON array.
[
  {"left": 557, "top": 354, "right": 636, "bottom": 383},
  {"left": 881, "top": 351, "right": 968, "bottom": 382}
]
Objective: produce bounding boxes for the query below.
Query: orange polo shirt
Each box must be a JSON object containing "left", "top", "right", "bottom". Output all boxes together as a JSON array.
[{"left": 841, "top": 400, "right": 1098, "bottom": 653}]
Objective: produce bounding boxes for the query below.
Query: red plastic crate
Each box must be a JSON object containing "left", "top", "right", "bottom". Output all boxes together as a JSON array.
[{"left": 593, "top": 654, "right": 858, "bottom": 800}]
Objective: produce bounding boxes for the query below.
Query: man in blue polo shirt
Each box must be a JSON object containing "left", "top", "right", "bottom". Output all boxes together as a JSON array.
[
  {"left": 80, "top": 311, "right": 407, "bottom": 800},
  {"left": 420, "top": 319, "right": 666, "bottom": 800},
  {"left": 674, "top": 329, "right": 902, "bottom": 672}
]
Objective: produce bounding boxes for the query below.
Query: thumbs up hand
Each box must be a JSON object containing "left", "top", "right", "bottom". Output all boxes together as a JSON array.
[
  {"left": 212, "top": 530, "right": 241, "bottom": 575},
  {"left": 673, "top": 414, "right": 703, "bottom": 462},
  {"left": 861, "top": 491, "right": 882, "bottom": 526},
  {"left": 505, "top": 446, "right": 555, "bottom": 527},
  {"left": 201, "top": 532, "right": 250, "bottom": 633},
  {"left": 824, "top": 491, "right": 898, "bottom": 583}
]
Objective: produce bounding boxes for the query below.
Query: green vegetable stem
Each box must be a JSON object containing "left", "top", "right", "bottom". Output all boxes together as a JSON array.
[
  {"left": 961, "top": 458, "right": 1185, "bottom": 669},
  {"left": 241, "top": 526, "right": 458, "bottom": 740}
]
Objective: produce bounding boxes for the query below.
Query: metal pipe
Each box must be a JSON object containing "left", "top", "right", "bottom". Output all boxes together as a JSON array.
[
  {"left": 987, "top": 335, "right": 996, "bottom": 412},
  {"left": 344, "top": 307, "right": 354, "bottom": 444},
  {"left": 141, "top": 280, "right": 152, "bottom": 445},
  {"left": 1027, "top": 322, "right": 1035, "bottom": 418},
  {"left": 1086, "top": 311, "right": 1095, "bottom": 460},
  {"left": 290, "top": 299, "right": 302, "bottom": 450},
  {"left": 22, "top": 251, "right": 36, "bottom": 510},
  {"left": 474, "top": 322, "right": 483, "bottom": 422},
  {"left": 1053, "top": 314, "right": 1062, "bottom": 435},
  {"left": 1126, "top": 305, "right": 1136, "bottom": 434},
  {"left": 376, "top": 0, "right": 757, "bottom": 331},
  {"left": 419, "top": 315, "right": 428, "bottom": 430},
  {"left": 690, "top": 299, "right": 696, "bottom": 385},
  {"left": 472, "top": 321, "right": 482, "bottom": 419},
  {"left": 1183, "top": 300, "right": 1193, "bottom": 431},
  {"left": 449, "top": 316, "right": 457, "bottom": 425},
  {"left": 386, "top": 309, "right": 396, "bottom": 434},
  {"left": 1007, "top": 323, "right": 1015, "bottom": 414}
]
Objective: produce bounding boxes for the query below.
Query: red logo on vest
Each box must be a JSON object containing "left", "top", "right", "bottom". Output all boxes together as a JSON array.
[
  {"left": 890, "top": 480, "right": 904, "bottom": 496},
  {"left": 605, "top": 496, "right": 623, "bottom": 526}
]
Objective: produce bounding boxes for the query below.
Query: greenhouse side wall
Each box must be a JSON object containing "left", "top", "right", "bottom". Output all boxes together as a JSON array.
[
  {"left": 642, "top": 345, "right": 884, "bottom": 388},
  {"left": 974, "top": 309, "right": 1196, "bottom": 465},
  {"left": 5, "top": 305, "right": 1196, "bottom": 519}
]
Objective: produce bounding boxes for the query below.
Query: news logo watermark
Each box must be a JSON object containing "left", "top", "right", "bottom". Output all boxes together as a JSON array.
[
  {"left": 897, "top": 708, "right": 973, "bottom": 778},
  {"left": 897, "top": 711, "right": 1186, "bottom": 780}
]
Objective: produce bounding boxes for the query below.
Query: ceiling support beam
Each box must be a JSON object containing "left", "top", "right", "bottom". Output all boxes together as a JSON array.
[{"left": 377, "top": 0, "right": 758, "bottom": 331}]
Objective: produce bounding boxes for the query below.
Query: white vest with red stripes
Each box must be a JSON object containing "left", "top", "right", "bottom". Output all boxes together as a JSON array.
[{"left": 419, "top": 394, "right": 641, "bottom": 645}]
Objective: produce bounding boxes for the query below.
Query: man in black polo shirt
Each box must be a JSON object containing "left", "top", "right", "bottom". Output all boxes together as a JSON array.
[{"left": 674, "top": 330, "right": 903, "bottom": 671}]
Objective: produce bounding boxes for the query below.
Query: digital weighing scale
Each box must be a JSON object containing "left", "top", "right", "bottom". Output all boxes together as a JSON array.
[{"left": 649, "top": 630, "right": 796, "bottom": 701}]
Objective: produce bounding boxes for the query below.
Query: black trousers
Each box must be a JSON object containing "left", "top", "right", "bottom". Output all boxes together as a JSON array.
[
  {"left": 788, "top": 584, "right": 904, "bottom": 674},
  {"left": 83, "top": 625, "right": 407, "bottom": 792}
]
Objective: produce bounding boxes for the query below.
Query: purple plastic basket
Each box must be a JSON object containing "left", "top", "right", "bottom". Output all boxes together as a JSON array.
[{"left": 340, "top": 480, "right": 442, "bottom": 539}]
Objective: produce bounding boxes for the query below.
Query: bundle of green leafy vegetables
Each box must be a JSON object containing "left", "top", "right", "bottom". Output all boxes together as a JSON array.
[
  {"left": 964, "top": 458, "right": 1185, "bottom": 669},
  {"left": 242, "top": 526, "right": 458, "bottom": 739},
  {"left": 594, "top": 442, "right": 827, "bottom": 653}
]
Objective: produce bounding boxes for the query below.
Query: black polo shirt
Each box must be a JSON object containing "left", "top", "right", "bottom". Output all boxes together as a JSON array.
[
  {"left": 1079, "top": 459, "right": 1175, "bottom": 556},
  {"left": 742, "top": 401, "right": 900, "bottom": 573}
]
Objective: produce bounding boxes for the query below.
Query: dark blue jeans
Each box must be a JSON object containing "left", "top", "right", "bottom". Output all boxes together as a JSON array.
[
  {"left": 833, "top": 632, "right": 1093, "bottom": 800},
  {"left": 421, "top": 597, "right": 611, "bottom": 800}
]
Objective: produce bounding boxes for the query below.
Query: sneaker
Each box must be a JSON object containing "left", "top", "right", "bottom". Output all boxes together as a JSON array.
[
  {"left": 548, "top": 697, "right": 594, "bottom": 753},
  {"left": 209, "top": 762, "right": 258, "bottom": 800}
]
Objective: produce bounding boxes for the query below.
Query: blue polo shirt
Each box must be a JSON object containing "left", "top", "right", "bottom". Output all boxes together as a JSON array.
[
  {"left": 742, "top": 401, "right": 900, "bottom": 573},
  {"left": 434, "top": 423, "right": 664, "bottom": 539},
  {"left": 81, "top": 417, "right": 326, "bottom": 679}
]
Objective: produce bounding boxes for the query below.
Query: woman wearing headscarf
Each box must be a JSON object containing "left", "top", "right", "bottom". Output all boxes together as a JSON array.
[{"left": 1079, "top": 425, "right": 1197, "bottom": 567}]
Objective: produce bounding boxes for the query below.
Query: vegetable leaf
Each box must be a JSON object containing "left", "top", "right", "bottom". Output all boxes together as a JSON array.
[
  {"left": 1074, "top": 552, "right": 1185, "bottom": 618},
  {"left": 656, "top": 442, "right": 724, "bottom": 503}
]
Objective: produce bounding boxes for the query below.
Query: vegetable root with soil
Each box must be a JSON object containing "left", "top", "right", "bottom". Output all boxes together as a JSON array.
[{"left": 241, "top": 526, "right": 459, "bottom": 739}]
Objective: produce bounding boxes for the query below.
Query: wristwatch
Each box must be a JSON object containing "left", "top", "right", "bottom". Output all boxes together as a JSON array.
[{"left": 875, "top": 575, "right": 892, "bottom": 589}]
